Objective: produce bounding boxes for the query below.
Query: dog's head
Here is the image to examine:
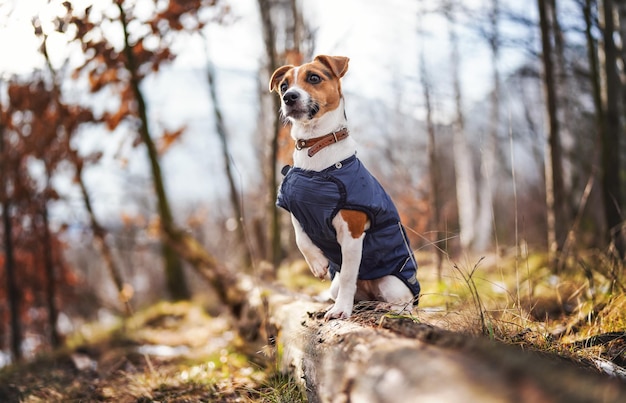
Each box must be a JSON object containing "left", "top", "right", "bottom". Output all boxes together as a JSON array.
[{"left": 269, "top": 55, "right": 349, "bottom": 122}]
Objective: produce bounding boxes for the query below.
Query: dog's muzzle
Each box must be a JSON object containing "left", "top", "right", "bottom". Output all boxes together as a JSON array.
[
  {"left": 282, "top": 89, "right": 318, "bottom": 120},
  {"left": 283, "top": 90, "right": 299, "bottom": 106}
]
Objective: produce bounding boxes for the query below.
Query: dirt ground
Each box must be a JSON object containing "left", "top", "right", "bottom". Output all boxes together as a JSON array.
[{"left": 0, "top": 301, "right": 305, "bottom": 402}]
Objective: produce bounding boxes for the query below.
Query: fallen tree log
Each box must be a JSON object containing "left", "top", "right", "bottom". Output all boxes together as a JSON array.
[{"left": 266, "top": 294, "right": 626, "bottom": 403}]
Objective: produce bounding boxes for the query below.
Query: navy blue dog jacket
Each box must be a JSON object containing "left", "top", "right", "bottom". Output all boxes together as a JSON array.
[{"left": 277, "top": 155, "right": 420, "bottom": 300}]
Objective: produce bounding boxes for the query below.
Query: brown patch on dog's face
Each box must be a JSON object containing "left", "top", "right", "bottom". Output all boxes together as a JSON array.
[{"left": 269, "top": 55, "right": 350, "bottom": 121}]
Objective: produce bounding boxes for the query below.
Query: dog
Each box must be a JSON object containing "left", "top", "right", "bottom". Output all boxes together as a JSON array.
[{"left": 270, "top": 55, "right": 420, "bottom": 319}]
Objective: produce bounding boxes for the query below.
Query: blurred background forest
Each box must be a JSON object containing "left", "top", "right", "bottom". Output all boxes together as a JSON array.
[{"left": 0, "top": 0, "right": 624, "bottom": 367}]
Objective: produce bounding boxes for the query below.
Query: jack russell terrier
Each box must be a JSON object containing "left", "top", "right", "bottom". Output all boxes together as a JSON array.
[{"left": 270, "top": 55, "right": 420, "bottom": 319}]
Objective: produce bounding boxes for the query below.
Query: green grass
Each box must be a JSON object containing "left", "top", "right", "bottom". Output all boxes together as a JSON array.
[{"left": 423, "top": 249, "right": 626, "bottom": 371}]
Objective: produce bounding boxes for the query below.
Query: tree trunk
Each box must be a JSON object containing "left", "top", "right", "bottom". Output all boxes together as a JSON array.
[
  {"left": 619, "top": 3, "right": 626, "bottom": 120},
  {"left": 204, "top": 37, "right": 253, "bottom": 270},
  {"left": 76, "top": 162, "right": 133, "bottom": 315},
  {"left": 117, "top": 3, "right": 190, "bottom": 299},
  {"left": 161, "top": 228, "right": 246, "bottom": 320},
  {"left": 41, "top": 32, "right": 133, "bottom": 315},
  {"left": 419, "top": 34, "right": 443, "bottom": 279},
  {"left": 257, "top": 0, "right": 283, "bottom": 268},
  {"left": 1, "top": 201, "right": 21, "bottom": 362},
  {"left": 600, "top": 0, "right": 625, "bottom": 259},
  {"left": 582, "top": 0, "right": 606, "bottom": 244},
  {"left": 538, "top": 0, "right": 567, "bottom": 266},
  {"left": 550, "top": 0, "right": 580, "bottom": 268},
  {"left": 266, "top": 294, "right": 626, "bottom": 403},
  {"left": 40, "top": 196, "right": 61, "bottom": 348},
  {"left": 447, "top": 7, "right": 477, "bottom": 252},
  {"left": 475, "top": 0, "right": 501, "bottom": 253},
  {"left": 550, "top": 0, "right": 575, "bottom": 206},
  {"left": 0, "top": 120, "right": 22, "bottom": 362}
]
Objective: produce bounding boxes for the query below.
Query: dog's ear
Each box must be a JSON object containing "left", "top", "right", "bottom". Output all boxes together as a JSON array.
[
  {"left": 314, "top": 55, "right": 349, "bottom": 78},
  {"left": 269, "top": 65, "right": 294, "bottom": 92}
]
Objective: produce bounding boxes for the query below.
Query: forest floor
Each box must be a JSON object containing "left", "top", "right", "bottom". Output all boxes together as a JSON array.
[
  {"left": 0, "top": 299, "right": 305, "bottom": 402},
  {"left": 1, "top": 250, "right": 625, "bottom": 402}
]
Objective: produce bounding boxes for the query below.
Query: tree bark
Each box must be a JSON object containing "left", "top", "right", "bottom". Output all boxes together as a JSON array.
[
  {"left": 538, "top": 0, "right": 568, "bottom": 266},
  {"left": 117, "top": 3, "right": 190, "bottom": 299},
  {"left": 0, "top": 118, "right": 22, "bottom": 362},
  {"left": 418, "top": 32, "right": 443, "bottom": 279},
  {"left": 600, "top": 0, "right": 625, "bottom": 259},
  {"left": 620, "top": 3, "right": 626, "bottom": 119},
  {"left": 161, "top": 227, "right": 245, "bottom": 319},
  {"left": 203, "top": 36, "right": 253, "bottom": 269},
  {"left": 39, "top": 48, "right": 62, "bottom": 349},
  {"left": 77, "top": 162, "right": 133, "bottom": 315},
  {"left": 582, "top": 0, "right": 606, "bottom": 250},
  {"left": 447, "top": 5, "right": 477, "bottom": 252},
  {"left": 550, "top": 0, "right": 575, "bottom": 211},
  {"left": 40, "top": 196, "right": 61, "bottom": 348},
  {"left": 266, "top": 294, "right": 626, "bottom": 403},
  {"left": 1, "top": 201, "right": 21, "bottom": 362},
  {"left": 257, "top": 0, "right": 283, "bottom": 267},
  {"left": 475, "top": 0, "right": 501, "bottom": 253}
]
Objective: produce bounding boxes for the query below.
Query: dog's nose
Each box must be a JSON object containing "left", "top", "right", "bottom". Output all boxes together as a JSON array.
[{"left": 283, "top": 91, "right": 299, "bottom": 106}]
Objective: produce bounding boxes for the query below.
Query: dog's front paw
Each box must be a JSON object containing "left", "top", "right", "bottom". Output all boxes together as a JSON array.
[
  {"left": 307, "top": 255, "right": 329, "bottom": 279},
  {"left": 324, "top": 301, "right": 353, "bottom": 320}
]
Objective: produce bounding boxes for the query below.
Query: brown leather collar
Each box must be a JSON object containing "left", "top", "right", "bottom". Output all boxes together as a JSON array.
[{"left": 295, "top": 128, "right": 350, "bottom": 157}]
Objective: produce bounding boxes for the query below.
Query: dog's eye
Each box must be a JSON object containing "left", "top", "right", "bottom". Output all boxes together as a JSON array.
[
  {"left": 307, "top": 74, "right": 321, "bottom": 84},
  {"left": 280, "top": 82, "right": 289, "bottom": 92}
]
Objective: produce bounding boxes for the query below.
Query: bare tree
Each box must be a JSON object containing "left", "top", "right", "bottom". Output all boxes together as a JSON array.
[
  {"left": 599, "top": 0, "right": 625, "bottom": 259},
  {"left": 257, "top": 0, "right": 283, "bottom": 267},
  {"left": 37, "top": 27, "right": 133, "bottom": 316},
  {"left": 616, "top": 2, "right": 626, "bottom": 118},
  {"left": 421, "top": 50, "right": 444, "bottom": 278},
  {"left": 76, "top": 160, "right": 133, "bottom": 313},
  {"left": 474, "top": 0, "right": 501, "bottom": 253},
  {"left": 39, "top": 190, "right": 61, "bottom": 348},
  {"left": 445, "top": 1, "right": 477, "bottom": 252},
  {"left": 202, "top": 34, "right": 253, "bottom": 269},
  {"left": 60, "top": 0, "right": 248, "bottom": 315},
  {"left": 113, "top": 2, "right": 189, "bottom": 300},
  {"left": 582, "top": 0, "right": 607, "bottom": 249},
  {"left": 550, "top": 0, "right": 576, "bottom": 200},
  {"left": 537, "top": 0, "right": 568, "bottom": 266},
  {"left": 0, "top": 101, "right": 22, "bottom": 362}
]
